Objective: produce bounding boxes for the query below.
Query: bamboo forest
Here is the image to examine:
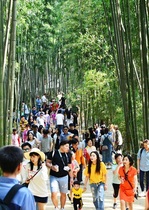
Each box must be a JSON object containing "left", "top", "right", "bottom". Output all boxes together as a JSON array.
[{"left": 0, "top": 0, "right": 148, "bottom": 158}]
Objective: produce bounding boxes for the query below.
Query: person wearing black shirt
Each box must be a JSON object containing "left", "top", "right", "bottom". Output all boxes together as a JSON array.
[
  {"left": 68, "top": 123, "right": 79, "bottom": 136},
  {"left": 60, "top": 95, "right": 66, "bottom": 109},
  {"left": 46, "top": 140, "right": 73, "bottom": 210}
]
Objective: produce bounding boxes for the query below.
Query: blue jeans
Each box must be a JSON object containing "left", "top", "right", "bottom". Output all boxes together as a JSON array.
[
  {"left": 57, "top": 125, "right": 64, "bottom": 133},
  {"left": 90, "top": 182, "right": 105, "bottom": 210},
  {"left": 102, "top": 145, "right": 112, "bottom": 164},
  {"left": 36, "top": 105, "right": 41, "bottom": 111}
]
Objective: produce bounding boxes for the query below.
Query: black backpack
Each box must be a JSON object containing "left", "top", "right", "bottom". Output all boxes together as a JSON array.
[
  {"left": 140, "top": 147, "right": 144, "bottom": 158},
  {"left": 0, "top": 184, "right": 23, "bottom": 210}
]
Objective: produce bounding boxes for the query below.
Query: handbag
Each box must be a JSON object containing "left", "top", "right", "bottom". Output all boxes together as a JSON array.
[
  {"left": 22, "top": 166, "right": 42, "bottom": 188},
  {"left": 102, "top": 145, "right": 108, "bottom": 151}
]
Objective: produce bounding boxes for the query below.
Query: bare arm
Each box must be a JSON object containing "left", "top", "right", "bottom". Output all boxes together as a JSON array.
[
  {"left": 104, "top": 174, "right": 107, "bottom": 190},
  {"left": 113, "top": 163, "right": 122, "bottom": 175},
  {"left": 49, "top": 137, "right": 53, "bottom": 151},
  {"left": 34, "top": 137, "right": 41, "bottom": 149},
  {"left": 68, "top": 163, "right": 74, "bottom": 186},
  {"left": 46, "top": 159, "right": 52, "bottom": 168},
  {"left": 82, "top": 187, "right": 87, "bottom": 193},
  {"left": 68, "top": 163, "right": 73, "bottom": 178},
  {"left": 46, "top": 158, "right": 58, "bottom": 172},
  {"left": 84, "top": 176, "right": 89, "bottom": 191},
  {"left": 134, "top": 174, "right": 138, "bottom": 192},
  {"left": 137, "top": 159, "right": 140, "bottom": 174}
]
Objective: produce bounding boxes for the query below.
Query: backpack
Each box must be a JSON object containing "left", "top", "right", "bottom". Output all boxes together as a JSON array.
[
  {"left": 0, "top": 184, "right": 23, "bottom": 210},
  {"left": 103, "top": 135, "right": 112, "bottom": 146},
  {"left": 140, "top": 147, "right": 144, "bottom": 158}
]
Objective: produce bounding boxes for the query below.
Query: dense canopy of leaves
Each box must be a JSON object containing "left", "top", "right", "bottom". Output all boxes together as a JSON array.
[{"left": 0, "top": 0, "right": 148, "bottom": 156}]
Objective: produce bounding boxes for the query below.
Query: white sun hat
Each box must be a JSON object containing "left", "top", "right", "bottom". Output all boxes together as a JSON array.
[{"left": 24, "top": 148, "right": 45, "bottom": 162}]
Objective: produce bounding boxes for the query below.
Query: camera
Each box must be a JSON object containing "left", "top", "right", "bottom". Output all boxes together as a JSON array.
[{"left": 63, "top": 166, "right": 70, "bottom": 171}]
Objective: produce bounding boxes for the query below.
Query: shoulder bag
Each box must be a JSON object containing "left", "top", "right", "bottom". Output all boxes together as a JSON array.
[{"left": 22, "top": 166, "right": 42, "bottom": 187}]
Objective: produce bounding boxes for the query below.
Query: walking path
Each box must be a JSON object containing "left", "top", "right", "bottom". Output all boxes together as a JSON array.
[{"left": 46, "top": 168, "right": 145, "bottom": 210}]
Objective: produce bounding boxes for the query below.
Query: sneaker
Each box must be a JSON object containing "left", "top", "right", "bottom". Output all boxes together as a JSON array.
[
  {"left": 138, "top": 191, "right": 146, "bottom": 197},
  {"left": 113, "top": 203, "right": 117, "bottom": 209},
  {"left": 61, "top": 208, "right": 64, "bottom": 210},
  {"left": 126, "top": 208, "right": 129, "bottom": 210}
]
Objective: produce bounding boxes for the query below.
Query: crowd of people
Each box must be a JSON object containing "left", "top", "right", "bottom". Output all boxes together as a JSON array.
[{"left": 0, "top": 92, "right": 148, "bottom": 210}]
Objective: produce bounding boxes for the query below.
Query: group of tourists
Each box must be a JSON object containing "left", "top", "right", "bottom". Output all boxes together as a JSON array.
[
  {"left": 18, "top": 93, "right": 78, "bottom": 128},
  {"left": 0, "top": 92, "right": 149, "bottom": 210}
]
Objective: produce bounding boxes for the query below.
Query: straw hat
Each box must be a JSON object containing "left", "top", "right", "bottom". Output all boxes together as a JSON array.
[{"left": 24, "top": 148, "right": 45, "bottom": 162}]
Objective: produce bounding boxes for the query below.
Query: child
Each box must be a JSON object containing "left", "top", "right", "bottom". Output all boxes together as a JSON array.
[
  {"left": 22, "top": 124, "right": 30, "bottom": 142},
  {"left": 71, "top": 152, "right": 80, "bottom": 180},
  {"left": 112, "top": 153, "right": 123, "bottom": 209},
  {"left": 70, "top": 181, "right": 86, "bottom": 210},
  {"left": 67, "top": 152, "right": 80, "bottom": 202},
  {"left": 12, "top": 128, "right": 20, "bottom": 147},
  {"left": 51, "top": 110, "right": 56, "bottom": 126}
]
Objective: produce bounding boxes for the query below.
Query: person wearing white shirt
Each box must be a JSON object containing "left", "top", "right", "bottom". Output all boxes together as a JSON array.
[
  {"left": 112, "top": 153, "right": 123, "bottom": 209},
  {"left": 41, "top": 93, "right": 48, "bottom": 103},
  {"left": 22, "top": 148, "right": 48, "bottom": 210},
  {"left": 37, "top": 113, "right": 45, "bottom": 127},
  {"left": 56, "top": 110, "right": 64, "bottom": 133}
]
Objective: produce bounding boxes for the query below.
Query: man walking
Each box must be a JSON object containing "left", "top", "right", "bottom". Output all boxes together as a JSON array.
[{"left": 46, "top": 140, "right": 73, "bottom": 210}]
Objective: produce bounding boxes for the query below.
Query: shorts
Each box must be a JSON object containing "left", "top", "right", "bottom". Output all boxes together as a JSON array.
[
  {"left": 50, "top": 175, "right": 68, "bottom": 193},
  {"left": 34, "top": 195, "right": 48, "bottom": 203},
  {"left": 73, "top": 198, "right": 83, "bottom": 210}
]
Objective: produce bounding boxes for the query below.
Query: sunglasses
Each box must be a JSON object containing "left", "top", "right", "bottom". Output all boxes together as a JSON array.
[{"left": 23, "top": 148, "right": 30, "bottom": 153}]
